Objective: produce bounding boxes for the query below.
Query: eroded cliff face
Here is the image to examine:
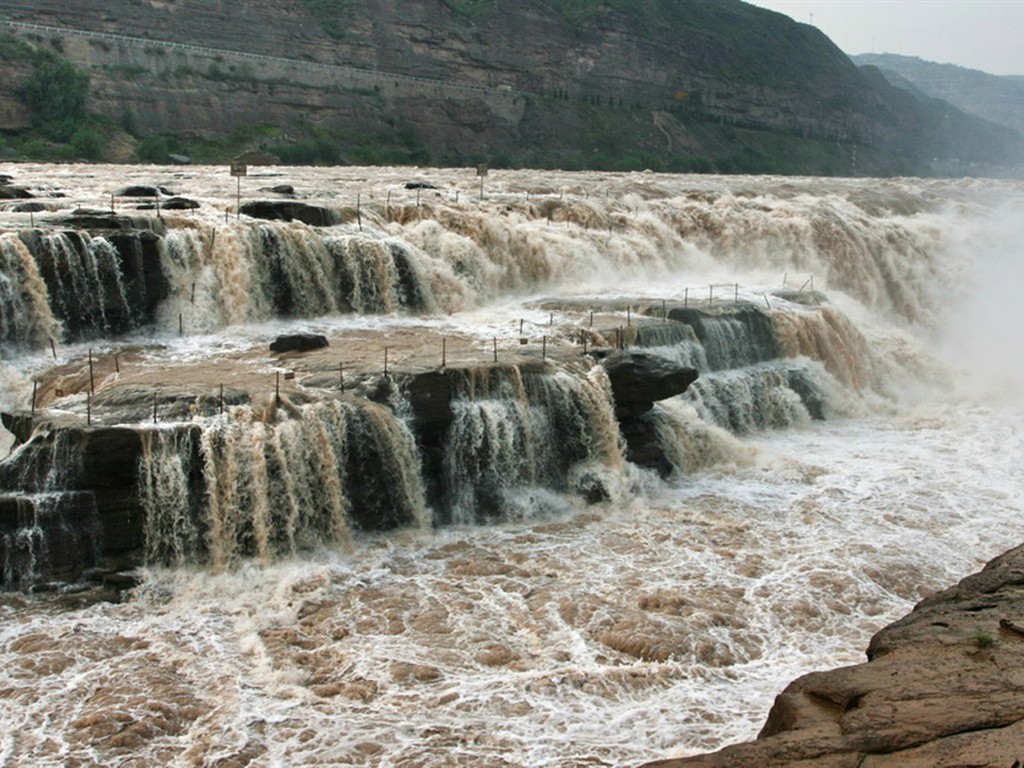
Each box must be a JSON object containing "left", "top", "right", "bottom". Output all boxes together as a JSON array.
[{"left": 1, "top": 0, "right": 1019, "bottom": 169}]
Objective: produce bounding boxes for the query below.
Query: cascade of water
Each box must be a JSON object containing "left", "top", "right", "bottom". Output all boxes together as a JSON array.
[
  {"left": 26, "top": 231, "right": 135, "bottom": 339},
  {"left": 140, "top": 399, "right": 427, "bottom": 572},
  {"left": 442, "top": 364, "right": 625, "bottom": 524},
  {"left": 683, "top": 361, "right": 837, "bottom": 434},
  {"left": 772, "top": 304, "right": 878, "bottom": 391},
  {"left": 139, "top": 427, "right": 204, "bottom": 566},
  {"left": 0, "top": 430, "right": 101, "bottom": 587},
  {"left": 670, "top": 306, "right": 780, "bottom": 372},
  {"left": 0, "top": 233, "right": 58, "bottom": 348}
]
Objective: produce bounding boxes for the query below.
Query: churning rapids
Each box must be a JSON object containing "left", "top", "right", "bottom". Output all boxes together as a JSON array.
[{"left": 0, "top": 164, "right": 1023, "bottom": 767}]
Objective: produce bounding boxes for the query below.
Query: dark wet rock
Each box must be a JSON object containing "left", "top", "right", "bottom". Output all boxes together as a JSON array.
[
  {"left": 58, "top": 211, "right": 167, "bottom": 233},
  {"left": 139, "top": 196, "right": 200, "bottom": 210},
  {"left": 0, "top": 411, "right": 34, "bottom": 446},
  {"left": 270, "top": 333, "right": 329, "bottom": 353},
  {"left": 617, "top": 414, "right": 675, "bottom": 478},
  {"left": 117, "top": 185, "right": 174, "bottom": 197},
  {"left": 265, "top": 184, "right": 295, "bottom": 195},
  {"left": 240, "top": 200, "right": 340, "bottom": 226},
  {"left": 575, "top": 470, "right": 613, "bottom": 504},
  {"left": 12, "top": 201, "right": 46, "bottom": 212},
  {"left": 405, "top": 181, "right": 439, "bottom": 190},
  {"left": 602, "top": 350, "right": 698, "bottom": 419},
  {"left": 0, "top": 185, "right": 33, "bottom": 199}
]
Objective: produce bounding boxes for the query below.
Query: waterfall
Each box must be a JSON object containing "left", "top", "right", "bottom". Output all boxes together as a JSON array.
[
  {"left": 29, "top": 231, "right": 135, "bottom": 339},
  {"left": 668, "top": 306, "right": 780, "bottom": 372},
  {"left": 0, "top": 233, "right": 58, "bottom": 349},
  {"left": 139, "top": 399, "right": 427, "bottom": 572},
  {"left": 0, "top": 430, "right": 101, "bottom": 588},
  {"left": 441, "top": 364, "right": 625, "bottom": 524},
  {"left": 684, "top": 361, "right": 834, "bottom": 435}
]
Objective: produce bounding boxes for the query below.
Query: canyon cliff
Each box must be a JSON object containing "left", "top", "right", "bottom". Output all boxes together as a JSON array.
[{"left": 0, "top": 0, "right": 1020, "bottom": 174}]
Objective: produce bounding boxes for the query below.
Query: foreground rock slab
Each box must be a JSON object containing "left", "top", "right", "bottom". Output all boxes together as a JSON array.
[{"left": 643, "top": 544, "right": 1024, "bottom": 768}]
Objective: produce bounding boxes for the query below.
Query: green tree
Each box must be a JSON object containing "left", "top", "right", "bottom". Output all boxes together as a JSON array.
[{"left": 20, "top": 59, "right": 90, "bottom": 141}]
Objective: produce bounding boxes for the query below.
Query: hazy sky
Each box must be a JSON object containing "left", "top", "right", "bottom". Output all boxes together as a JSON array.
[{"left": 744, "top": 1, "right": 1024, "bottom": 75}]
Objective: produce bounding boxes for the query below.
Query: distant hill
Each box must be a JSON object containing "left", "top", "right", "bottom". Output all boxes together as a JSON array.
[
  {"left": 853, "top": 53, "right": 1024, "bottom": 138},
  {"left": 0, "top": 0, "right": 1020, "bottom": 175}
]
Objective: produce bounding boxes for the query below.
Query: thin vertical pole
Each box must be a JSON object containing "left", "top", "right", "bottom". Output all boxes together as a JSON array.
[
  {"left": 662, "top": 299, "right": 667, "bottom": 320},
  {"left": 191, "top": 282, "right": 196, "bottom": 305},
  {"left": 236, "top": 175, "right": 241, "bottom": 219},
  {"left": 219, "top": 383, "right": 224, "bottom": 414},
  {"left": 357, "top": 193, "right": 362, "bottom": 231},
  {"left": 339, "top": 362, "right": 345, "bottom": 392},
  {"left": 384, "top": 347, "right": 389, "bottom": 375},
  {"left": 684, "top": 287, "right": 689, "bottom": 308},
  {"left": 153, "top": 393, "right": 158, "bottom": 424},
  {"left": 114, "top": 353, "right": 120, "bottom": 374},
  {"left": 275, "top": 371, "right": 281, "bottom": 405},
  {"left": 179, "top": 313, "right": 183, "bottom": 336},
  {"left": 50, "top": 337, "right": 57, "bottom": 360},
  {"left": 735, "top": 283, "right": 739, "bottom": 304},
  {"left": 87, "top": 393, "right": 91, "bottom": 426},
  {"left": 88, "top": 349, "right": 95, "bottom": 394},
  {"left": 627, "top": 306, "right": 631, "bottom": 327},
  {"left": 442, "top": 337, "right": 447, "bottom": 368},
  {"left": 542, "top": 336, "right": 547, "bottom": 360},
  {"left": 519, "top": 319, "right": 524, "bottom": 335},
  {"left": 589, "top": 310, "right": 593, "bottom": 328},
  {"left": 493, "top": 337, "right": 497, "bottom": 363}
]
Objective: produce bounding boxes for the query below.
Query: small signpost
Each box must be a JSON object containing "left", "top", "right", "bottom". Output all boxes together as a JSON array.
[
  {"left": 230, "top": 161, "right": 247, "bottom": 218},
  {"left": 476, "top": 163, "right": 488, "bottom": 201}
]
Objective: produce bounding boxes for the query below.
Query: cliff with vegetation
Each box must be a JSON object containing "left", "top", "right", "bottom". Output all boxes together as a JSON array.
[{"left": 0, "top": 0, "right": 1020, "bottom": 175}]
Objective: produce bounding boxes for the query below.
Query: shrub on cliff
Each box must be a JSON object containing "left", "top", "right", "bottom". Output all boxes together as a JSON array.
[{"left": 19, "top": 59, "right": 90, "bottom": 142}]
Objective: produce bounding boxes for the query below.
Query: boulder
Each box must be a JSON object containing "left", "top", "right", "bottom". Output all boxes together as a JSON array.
[
  {"left": 150, "top": 196, "right": 200, "bottom": 210},
  {"left": 0, "top": 185, "right": 33, "bottom": 199},
  {"left": 240, "top": 200, "right": 340, "bottom": 226},
  {"left": 602, "top": 350, "right": 698, "bottom": 419},
  {"left": 270, "top": 333, "right": 329, "bottom": 353},
  {"left": 117, "top": 185, "right": 174, "bottom": 197},
  {"left": 12, "top": 201, "right": 45, "bottom": 212}
]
